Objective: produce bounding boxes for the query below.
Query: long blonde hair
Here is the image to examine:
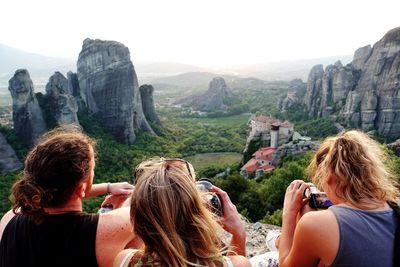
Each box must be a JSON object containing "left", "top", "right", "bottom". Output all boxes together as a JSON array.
[
  {"left": 308, "top": 130, "right": 399, "bottom": 208},
  {"left": 130, "top": 158, "right": 226, "bottom": 267}
]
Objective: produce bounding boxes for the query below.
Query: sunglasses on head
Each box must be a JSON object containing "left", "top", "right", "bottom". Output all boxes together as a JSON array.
[{"left": 162, "top": 158, "right": 194, "bottom": 179}]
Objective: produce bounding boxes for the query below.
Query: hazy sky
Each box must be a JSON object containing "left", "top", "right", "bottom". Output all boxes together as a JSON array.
[{"left": 1, "top": 0, "right": 399, "bottom": 67}]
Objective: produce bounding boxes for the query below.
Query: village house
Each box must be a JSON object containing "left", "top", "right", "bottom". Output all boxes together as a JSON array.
[
  {"left": 241, "top": 115, "right": 295, "bottom": 177},
  {"left": 240, "top": 147, "right": 276, "bottom": 177}
]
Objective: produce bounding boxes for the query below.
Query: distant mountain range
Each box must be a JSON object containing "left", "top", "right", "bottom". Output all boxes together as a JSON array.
[
  {"left": 0, "top": 44, "right": 75, "bottom": 81},
  {"left": 0, "top": 42, "right": 352, "bottom": 92}
]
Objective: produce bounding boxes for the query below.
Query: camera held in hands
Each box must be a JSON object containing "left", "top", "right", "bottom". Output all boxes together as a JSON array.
[
  {"left": 304, "top": 184, "right": 333, "bottom": 209},
  {"left": 196, "top": 178, "right": 223, "bottom": 216}
]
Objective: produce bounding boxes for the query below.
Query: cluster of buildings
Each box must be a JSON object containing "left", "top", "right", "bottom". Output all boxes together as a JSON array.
[{"left": 240, "top": 115, "right": 294, "bottom": 177}]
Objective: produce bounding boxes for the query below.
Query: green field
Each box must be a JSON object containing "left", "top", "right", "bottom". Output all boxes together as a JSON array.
[
  {"left": 185, "top": 152, "right": 243, "bottom": 171},
  {"left": 180, "top": 113, "right": 250, "bottom": 127}
]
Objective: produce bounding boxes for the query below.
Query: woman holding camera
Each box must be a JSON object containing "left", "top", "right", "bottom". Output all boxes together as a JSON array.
[
  {"left": 113, "top": 158, "right": 251, "bottom": 267},
  {"left": 279, "top": 130, "right": 399, "bottom": 267}
]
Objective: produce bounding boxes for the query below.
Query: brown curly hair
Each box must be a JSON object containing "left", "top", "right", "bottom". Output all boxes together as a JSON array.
[{"left": 11, "top": 127, "right": 96, "bottom": 223}]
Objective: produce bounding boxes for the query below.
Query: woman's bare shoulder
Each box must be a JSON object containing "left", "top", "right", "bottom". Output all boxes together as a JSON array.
[
  {"left": 0, "top": 209, "right": 16, "bottom": 239},
  {"left": 297, "top": 209, "right": 339, "bottom": 265}
]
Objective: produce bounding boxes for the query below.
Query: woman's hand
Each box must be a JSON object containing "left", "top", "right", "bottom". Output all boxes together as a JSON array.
[
  {"left": 211, "top": 185, "right": 244, "bottom": 235},
  {"left": 283, "top": 180, "right": 309, "bottom": 219},
  {"left": 211, "top": 185, "right": 246, "bottom": 256}
]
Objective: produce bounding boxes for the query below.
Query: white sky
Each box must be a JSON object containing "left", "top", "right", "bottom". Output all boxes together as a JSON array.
[{"left": 1, "top": 0, "right": 399, "bottom": 67}]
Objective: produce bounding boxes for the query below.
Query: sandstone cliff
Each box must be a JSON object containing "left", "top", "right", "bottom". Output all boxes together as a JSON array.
[
  {"left": 67, "top": 71, "right": 86, "bottom": 113},
  {"left": 278, "top": 79, "right": 306, "bottom": 112},
  {"left": 304, "top": 27, "right": 400, "bottom": 137},
  {"left": 139, "top": 84, "right": 162, "bottom": 127},
  {"left": 77, "top": 39, "right": 153, "bottom": 144},
  {"left": 8, "top": 69, "right": 47, "bottom": 147},
  {"left": 45, "top": 72, "right": 79, "bottom": 126}
]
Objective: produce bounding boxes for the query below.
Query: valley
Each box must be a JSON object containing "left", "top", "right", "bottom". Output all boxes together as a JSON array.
[{"left": 1, "top": 27, "right": 400, "bottom": 226}]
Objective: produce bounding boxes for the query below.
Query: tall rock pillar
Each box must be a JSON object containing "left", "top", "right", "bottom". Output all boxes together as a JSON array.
[
  {"left": 77, "top": 39, "right": 153, "bottom": 144},
  {"left": 8, "top": 69, "right": 47, "bottom": 147}
]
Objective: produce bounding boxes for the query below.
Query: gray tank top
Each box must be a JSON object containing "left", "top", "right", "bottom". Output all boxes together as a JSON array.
[{"left": 329, "top": 205, "right": 397, "bottom": 267}]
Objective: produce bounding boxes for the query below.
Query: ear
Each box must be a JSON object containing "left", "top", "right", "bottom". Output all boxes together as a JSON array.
[{"left": 75, "top": 182, "right": 88, "bottom": 199}]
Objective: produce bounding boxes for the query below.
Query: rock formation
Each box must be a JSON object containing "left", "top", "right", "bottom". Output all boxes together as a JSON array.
[
  {"left": 199, "top": 77, "right": 233, "bottom": 111},
  {"left": 45, "top": 72, "right": 79, "bottom": 126},
  {"left": 0, "top": 132, "right": 23, "bottom": 171},
  {"left": 304, "top": 27, "right": 400, "bottom": 137},
  {"left": 139, "top": 84, "right": 162, "bottom": 126},
  {"left": 178, "top": 77, "right": 233, "bottom": 111},
  {"left": 77, "top": 38, "right": 153, "bottom": 144},
  {"left": 278, "top": 79, "right": 306, "bottom": 112},
  {"left": 67, "top": 71, "right": 86, "bottom": 113},
  {"left": 8, "top": 69, "right": 47, "bottom": 147},
  {"left": 304, "top": 65, "right": 324, "bottom": 117},
  {"left": 388, "top": 139, "right": 400, "bottom": 156},
  {"left": 271, "top": 140, "right": 320, "bottom": 166}
]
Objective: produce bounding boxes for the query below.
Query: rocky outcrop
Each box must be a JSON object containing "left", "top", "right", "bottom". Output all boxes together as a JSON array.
[
  {"left": 304, "top": 65, "right": 324, "bottom": 117},
  {"left": 0, "top": 132, "right": 22, "bottom": 171},
  {"left": 8, "top": 69, "right": 47, "bottom": 147},
  {"left": 352, "top": 45, "right": 372, "bottom": 71},
  {"left": 139, "top": 84, "right": 162, "bottom": 126},
  {"left": 45, "top": 72, "right": 79, "bottom": 125},
  {"left": 278, "top": 79, "right": 306, "bottom": 112},
  {"left": 305, "top": 27, "right": 400, "bottom": 137},
  {"left": 77, "top": 38, "right": 153, "bottom": 144},
  {"left": 388, "top": 139, "right": 400, "bottom": 156},
  {"left": 199, "top": 77, "right": 233, "bottom": 111},
  {"left": 178, "top": 77, "right": 233, "bottom": 111},
  {"left": 67, "top": 71, "right": 86, "bottom": 113},
  {"left": 271, "top": 140, "right": 320, "bottom": 166},
  {"left": 244, "top": 221, "right": 280, "bottom": 257}
]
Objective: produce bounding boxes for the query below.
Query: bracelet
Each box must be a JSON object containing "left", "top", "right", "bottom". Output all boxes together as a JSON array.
[{"left": 107, "top": 183, "right": 111, "bottom": 194}]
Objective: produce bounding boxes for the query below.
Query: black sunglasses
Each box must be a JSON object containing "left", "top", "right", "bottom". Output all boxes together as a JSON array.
[{"left": 163, "top": 158, "right": 194, "bottom": 178}]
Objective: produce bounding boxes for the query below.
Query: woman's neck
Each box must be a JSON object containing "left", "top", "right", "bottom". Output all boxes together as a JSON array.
[{"left": 44, "top": 200, "right": 83, "bottom": 214}]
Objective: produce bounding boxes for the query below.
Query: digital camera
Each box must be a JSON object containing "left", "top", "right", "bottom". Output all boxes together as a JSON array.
[
  {"left": 304, "top": 184, "right": 333, "bottom": 209},
  {"left": 98, "top": 204, "right": 113, "bottom": 213},
  {"left": 196, "top": 178, "right": 223, "bottom": 216}
]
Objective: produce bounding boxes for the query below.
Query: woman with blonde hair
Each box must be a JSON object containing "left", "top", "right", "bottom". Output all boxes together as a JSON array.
[
  {"left": 279, "top": 130, "right": 399, "bottom": 267},
  {"left": 114, "top": 158, "right": 251, "bottom": 267}
]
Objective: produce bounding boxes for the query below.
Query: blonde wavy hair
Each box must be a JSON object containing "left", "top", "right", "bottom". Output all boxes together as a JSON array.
[
  {"left": 130, "top": 158, "right": 226, "bottom": 267},
  {"left": 308, "top": 130, "right": 399, "bottom": 208}
]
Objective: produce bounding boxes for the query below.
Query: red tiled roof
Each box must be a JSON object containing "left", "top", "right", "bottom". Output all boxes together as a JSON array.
[
  {"left": 252, "top": 115, "right": 294, "bottom": 128},
  {"left": 241, "top": 147, "right": 277, "bottom": 174},
  {"left": 241, "top": 158, "right": 259, "bottom": 173},
  {"left": 252, "top": 147, "right": 276, "bottom": 160},
  {"left": 241, "top": 158, "right": 275, "bottom": 174},
  {"left": 252, "top": 115, "right": 276, "bottom": 124}
]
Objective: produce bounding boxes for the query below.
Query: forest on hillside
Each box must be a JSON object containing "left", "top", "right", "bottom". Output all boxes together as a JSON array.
[{"left": 1, "top": 79, "right": 400, "bottom": 224}]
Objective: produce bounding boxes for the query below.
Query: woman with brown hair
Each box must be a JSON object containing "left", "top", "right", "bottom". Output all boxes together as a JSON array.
[
  {"left": 279, "top": 130, "right": 399, "bottom": 267},
  {"left": 0, "top": 128, "right": 139, "bottom": 267},
  {"left": 113, "top": 158, "right": 251, "bottom": 267}
]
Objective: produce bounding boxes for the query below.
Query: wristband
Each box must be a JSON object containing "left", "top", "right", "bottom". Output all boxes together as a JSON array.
[{"left": 107, "top": 183, "right": 111, "bottom": 194}]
